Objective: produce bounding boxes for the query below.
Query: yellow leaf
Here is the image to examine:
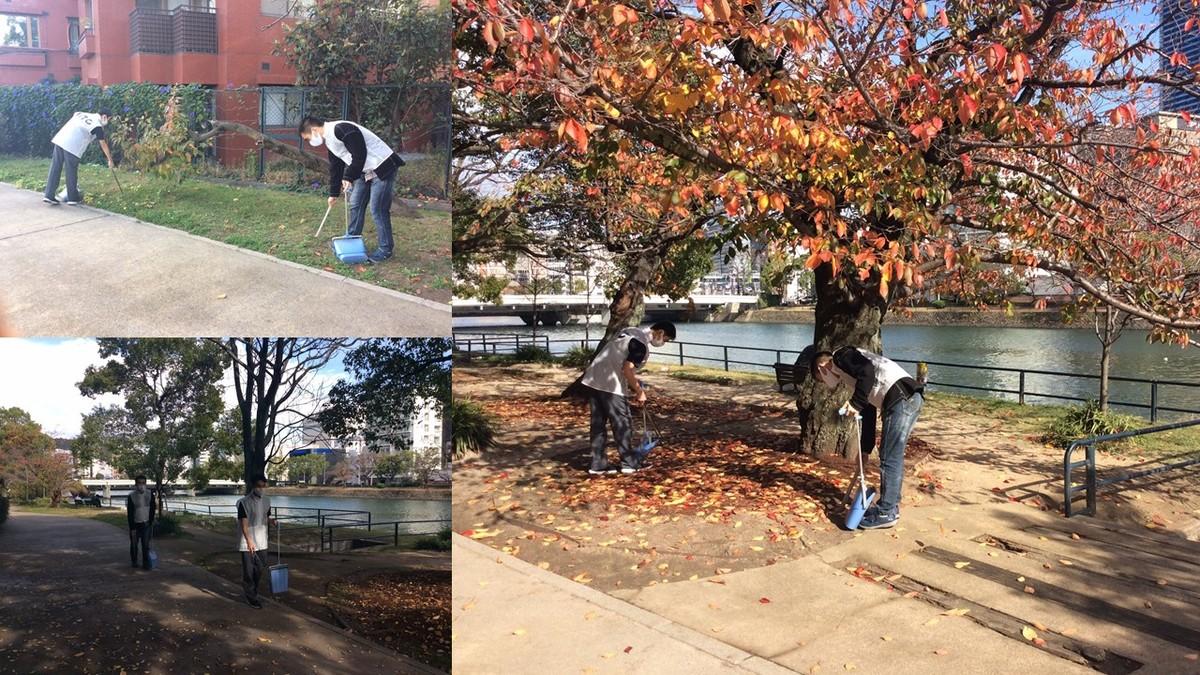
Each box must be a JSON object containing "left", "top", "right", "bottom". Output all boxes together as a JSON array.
[
  {"left": 953, "top": 561, "right": 970, "bottom": 569},
  {"left": 943, "top": 608, "right": 970, "bottom": 617},
  {"left": 512, "top": 628, "right": 527, "bottom": 636},
  {"left": 1021, "top": 626, "right": 1038, "bottom": 641},
  {"left": 573, "top": 572, "right": 594, "bottom": 584}
]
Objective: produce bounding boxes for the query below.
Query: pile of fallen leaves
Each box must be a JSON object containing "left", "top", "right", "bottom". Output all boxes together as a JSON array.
[
  {"left": 327, "top": 570, "right": 450, "bottom": 670},
  {"left": 560, "top": 436, "right": 850, "bottom": 529}
]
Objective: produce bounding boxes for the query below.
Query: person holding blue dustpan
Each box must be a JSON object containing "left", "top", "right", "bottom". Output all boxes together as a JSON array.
[
  {"left": 580, "top": 322, "right": 677, "bottom": 476},
  {"left": 798, "top": 345, "right": 924, "bottom": 530},
  {"left": 298, "top": 115, "right": 405, "bottom": 264}
]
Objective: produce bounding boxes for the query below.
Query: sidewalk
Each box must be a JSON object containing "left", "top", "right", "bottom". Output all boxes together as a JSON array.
[
  {"left": 453, "top": 534, "right": 793, "bottom": 674},
  {"left": 0, "top": 183, "right": 449, "bottom": 336},
  {"left": 0, "top": 511, "right": 439, "bottom": 674}
]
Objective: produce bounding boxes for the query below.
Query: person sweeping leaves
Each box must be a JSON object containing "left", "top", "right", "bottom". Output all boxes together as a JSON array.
[
  {"left": 579, "top": 322, "right": 676, "bottom": 475},
  {"left": 298, "top": 115, "right": 405, "bottom": 264},
  {"left": 797, "top": 345, "right": 924, "bottom": 529},
  {"left": 44, "top": 108, "right": 116, "bottom": 205}
]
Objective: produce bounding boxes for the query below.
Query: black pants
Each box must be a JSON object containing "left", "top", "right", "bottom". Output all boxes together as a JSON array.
[
  {"left": 589, "top": 390, "right": 635, "bottom": 471},
  {"left": 241, "top": 550, "right": 267, "bottom": 602},
  {"left": 129, "top": 522, "right": 151, "bottom": 569}
]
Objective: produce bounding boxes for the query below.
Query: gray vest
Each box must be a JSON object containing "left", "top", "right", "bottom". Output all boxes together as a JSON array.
[
  {"left": 580, "top": 327, "right": 652, "bottom": 396},
  {"left": 236, "top": 494, "right": 271, "bottom": 551},
  {"left": 128, "top": 489, "right": 152, "bottom": 523}
]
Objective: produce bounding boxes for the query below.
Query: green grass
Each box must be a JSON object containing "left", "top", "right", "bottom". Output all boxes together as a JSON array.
[
  {"left": 11, "top": 504, "right": 194, "bottom": 536},
  {"left": 0, "top": 156, "right": 451, "bottom": 302}
]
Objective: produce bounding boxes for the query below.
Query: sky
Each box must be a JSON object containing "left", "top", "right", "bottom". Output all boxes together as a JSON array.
[{"left": 0, "top": 339, "right": 351, "bottom": 439}]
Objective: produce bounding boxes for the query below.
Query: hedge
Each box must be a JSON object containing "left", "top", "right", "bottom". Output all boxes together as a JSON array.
[{"left": 0, "top": 82, "right": 211, "bottom": 164}]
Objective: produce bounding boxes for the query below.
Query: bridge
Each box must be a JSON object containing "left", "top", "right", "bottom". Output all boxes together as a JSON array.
[
  {"left": 450, "top": 293, "right": 760, "bottom": 325},
  {"left": 80, "top": 478, "right": 241, "bottom": 496}
]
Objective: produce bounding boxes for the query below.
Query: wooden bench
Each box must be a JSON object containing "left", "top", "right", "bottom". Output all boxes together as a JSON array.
[{"left": 774, "top": 362, "right": 800, "bottom": 392}]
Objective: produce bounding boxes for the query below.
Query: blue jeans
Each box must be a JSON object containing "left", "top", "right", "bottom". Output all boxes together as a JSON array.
[
  {"left": 45, "top": 145, "right": 81, "bottom": 201},
  {"left": 877, "top": 392, "right": 923, "bottom": 512},
  {"left": 347, "top": 173, "right": 395, "bottom": 256},
  {"left": 590, "top": 390, "right": 636, "bottom": 470}
]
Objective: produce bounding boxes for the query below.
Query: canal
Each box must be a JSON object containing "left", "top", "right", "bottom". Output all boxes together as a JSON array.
[{"left": 455, "top": 320, "right": 1200, "bottom": 418}]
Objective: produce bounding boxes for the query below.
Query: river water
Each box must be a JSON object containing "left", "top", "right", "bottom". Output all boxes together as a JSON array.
[
  {"left": 454, "top": 319, "right": 1200, "bottom": 418},
  {"left": 106, "top": 492, "right": 449, "bottom": 529}
]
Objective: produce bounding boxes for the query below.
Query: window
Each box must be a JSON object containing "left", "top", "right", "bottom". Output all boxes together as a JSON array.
[
  {"left": 1, "top": 14, "right": 40, "bottom": 49},
  {"left": 84, "top": 1, "right": 94, "bottom": 29},
  {"left": 68, "top": 17, "right": 81, "bottom": 54},
  {"left": 261, "top": 0, "right": 314, "bottom": 18}
]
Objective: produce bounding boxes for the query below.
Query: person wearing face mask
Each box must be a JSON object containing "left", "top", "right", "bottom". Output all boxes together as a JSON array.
[
  {"left": 297, "top": 115, "right": 406, "bottom": 264},
  {"left": 44, "top": 108, "right": 116, "bottom": 206},
  {"left": 797, "top": 344, "right": 924, "bottom": 530},
  {"left": 237, "top": 476, "right": 273, "bottom": 608},
  {"left": 579, "top": 322, "right": 677, "bottom": 475},
  {"left": 125, "top": 475, "right": 156, "bottom": 570}
]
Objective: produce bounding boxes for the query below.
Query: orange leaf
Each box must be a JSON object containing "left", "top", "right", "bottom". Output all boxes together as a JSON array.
[
  {"left": 608, "top": 4, "right": 639, "bottom": 26},
  {"left": 937, "top": 8, "right": 948, "bottom": 28},
  {"left": 518, "top": 17, "right": 535, "bottom": 42},
  {"left": 759, "top": 597, "right": 772, "bottom": 604},
  {"left": 809, "top": 186, "right": 835, "bottom": 208},
  {"left": 557, "top": 119, "right": 590, "bottom": 153},
  {"left": 957, "top": 95, "right": 979, "bottom": 125}
]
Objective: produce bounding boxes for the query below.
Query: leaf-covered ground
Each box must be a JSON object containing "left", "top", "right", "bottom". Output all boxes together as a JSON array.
[{"left": 327, "top": 570, "right": 451, "bottom": 672}]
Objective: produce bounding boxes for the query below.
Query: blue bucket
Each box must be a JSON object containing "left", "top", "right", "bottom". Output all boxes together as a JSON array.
[
  {"left": 148, "top": 548, "right": 159, "bottom": 569},
  {"left": 635, "top": 437, "right": 659, "bottom": 459},
  {"left": 331, "top": 235, "right": 369, "bottom": 264},
  {"left": 269, "top": 563, "right": 289, "bottom": 594},
  {"left": 844, "top": 486, "right": 878, "bottom": 530}
]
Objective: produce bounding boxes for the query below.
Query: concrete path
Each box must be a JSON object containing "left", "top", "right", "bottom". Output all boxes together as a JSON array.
[
  {"left": 0, "top": 183, "right": 449, "bottom": 336},
  {"left": 453, "top": 534, "right": 794, "bottom": 674},
  {"left": 0, "top": 511, "right": 439, "bottom": 674}
]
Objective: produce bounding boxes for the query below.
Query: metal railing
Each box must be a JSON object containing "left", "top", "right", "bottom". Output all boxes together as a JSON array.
[
  {"left": 319, "top": 518, "right": 450, "bottom": 552},
  {"left": 129, "top": 6, "right": 217, "bottom": 55},
  {"left": 160, "top": 500, "right": 372, "bottom": 532},
  {"left": 453, "top": 332, "right": 1200, "bottom": 421},
  {"left": 1063, "top": 418, "right": 1200, "bottom": 517}
]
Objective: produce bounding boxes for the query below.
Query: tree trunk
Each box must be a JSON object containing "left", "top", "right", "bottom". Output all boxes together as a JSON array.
[
  {"left": 797, "top": 262, "right": 888, "bottom": 458},
  {"left": 1099, "top": 341, "right": 1111, "bottom": 411}
]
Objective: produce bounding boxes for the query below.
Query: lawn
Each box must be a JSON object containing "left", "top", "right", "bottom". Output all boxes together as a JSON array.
[{"left": 0, "top": 156, "right": 451, "bottom": 302}]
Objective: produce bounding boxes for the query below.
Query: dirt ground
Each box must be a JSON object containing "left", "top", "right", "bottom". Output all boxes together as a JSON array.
[{"left": 453, "top": 362, "right": 1200, "bottom": 593}]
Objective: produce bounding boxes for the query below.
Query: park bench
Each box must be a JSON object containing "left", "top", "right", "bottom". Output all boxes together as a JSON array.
[{"left": 774, "top": 362, "right": 800, "bottom": 392}]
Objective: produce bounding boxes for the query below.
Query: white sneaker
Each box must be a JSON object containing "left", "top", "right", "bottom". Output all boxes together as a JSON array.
[
  {"left": 588, "top": 468, "right": 617, "bottom": 476},
  {"left": 620, "top": 467, "right": 640, "bottom": 474}
]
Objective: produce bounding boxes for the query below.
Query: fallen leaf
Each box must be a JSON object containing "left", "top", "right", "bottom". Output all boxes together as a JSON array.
[
  {"left": 924, "top": 618, "right": 940, "bottom": 627},
  {"left": 1184, "top": 653, "right": 1198, "bottom": 661},
  {"left": 257, "top": 637, "right": 272, "bottom": 644},
  {"left": 1022, "top": 626, "right": 1038, "bottom": 641},
  {"left": 1033, "top": 637, "right": 1047, "bottom": 647},
  {"left": 1017, "top": 576, "right": 1026, "bottom": 583},
  {"left": 538, "top": 561, "right": 550, "bottom": 570},
  {"left": 1157, "top": 579, "right": 1169, "bottom": 586},
  {"left": 759, "top": 597, "right": 772, "bottom": 604},
  {"left": 844, "top": 664, "right": 856, "bottom": 671},
  {"left": 881, "top": 635, "right": 893, "bottom": 642},
  {"left": 954, "top": 561, "right": 971, "bottom": 569},
  {"left": 573, "top": 572, "right": 593, "bottom": 584},
  {"left": 1070, "top": 533, "right": 1081, "bottom": 540},
  {"left": 624, "top": 646, "right": 633, "bottom": 654},
  {"left": 512, "top": 629, "right": 527, "bottom": 636},
  {"left": 1024, "top": 586, "right": 1036, "bottom": 594},
  {"left": 216, "top": 293, "right": 227, "bottom": 299},
  {"left": 933, "top": 649, "right": 949, "bottom": 656},
  {"left": 943, "top": 608, "right": 970, "bottom": 616},
  {"left": 1059, "top": 559, "right": 1073, "bottom": 566}
]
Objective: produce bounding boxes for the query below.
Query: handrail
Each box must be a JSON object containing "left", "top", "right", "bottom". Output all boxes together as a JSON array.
[
  {"left": 1063, "top": 417, "right": 1200, "bottom": 517},
  {"left": 319, "top": 518, "right": 451, "bottom": 552},
  {"left": 453, "top": 333, "right": 1200, "bottom": 420}
]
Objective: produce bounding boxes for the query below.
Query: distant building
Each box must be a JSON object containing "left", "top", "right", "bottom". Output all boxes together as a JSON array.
[{"left": 1161, "top": 0, "right": 1200, "bottom": 115}]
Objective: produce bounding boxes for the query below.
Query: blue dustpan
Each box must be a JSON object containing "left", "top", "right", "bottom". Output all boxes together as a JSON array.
[
  {"left": 331, "top": 235, "right": 369, "bottom": 264},
  {"left": 844, "top": 485, "right": 878, "bottom": 530}
]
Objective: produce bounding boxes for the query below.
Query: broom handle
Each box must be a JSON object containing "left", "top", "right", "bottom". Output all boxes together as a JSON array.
[{"left": 315, "top": 203, "right": 332, "bottom": 237}]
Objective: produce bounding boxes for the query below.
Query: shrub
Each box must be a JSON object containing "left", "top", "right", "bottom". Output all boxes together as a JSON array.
[
  {"left": 154, "top": 514, "right": 182, "bottom": 537},
  {"left": 451, "top": 399, "right": 496, "bottom": 459},
  {"left": 414, "top": 527, "right": 451, "bottom": 551},
  {"left": 559, "top": 345, "right": 593, "bottom": 369},
  {"left": 511, "top": 345, "right": 555, "bottom": 363},
  {"left": 1043, "top": 400, "right": 1143, "bottom": 449},
  {"left": 929, "top": 299, "right": 948, "bottom": 309},
  {"left": 0, "top": 82, "right": 211, "bottom": 161},
  {"left": 395, "top": 155, "right": 447, "bottom": 199},
  {"left": 0, "top": 495, "right": 8, "bottom": 525}
]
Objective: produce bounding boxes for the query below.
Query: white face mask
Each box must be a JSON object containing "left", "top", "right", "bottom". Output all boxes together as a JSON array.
[
  {"left": 253, "top": 487, "right": 264, "bottom": 497},
  {"left": 818, "top": 367, "right": 840, "bottom": 390},
  {"left": 308, "top": 134, "right": 323, "bottom": 147},
  {"left": 650, "top": 335, "right": 666, "bottom": 348}
]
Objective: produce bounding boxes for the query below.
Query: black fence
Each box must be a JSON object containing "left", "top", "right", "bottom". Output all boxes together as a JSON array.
[
  {"left": 320, "top": 518, "right": 450, "bottom": 552},
  {"left": 1063, "top": 418, "right": 1200, "bottom": 517},
  {"left": 453, "top": 332, "right": 1200, "bottom": 422}
]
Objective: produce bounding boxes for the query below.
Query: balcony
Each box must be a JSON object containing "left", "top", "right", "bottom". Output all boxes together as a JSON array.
[{"left": 130, "top": 6, "right": 216, "bottom": 55}]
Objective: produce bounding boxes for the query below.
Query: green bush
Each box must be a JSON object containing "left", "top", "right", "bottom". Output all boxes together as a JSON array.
[
  {"left": 0, "top": 495, "right": 8, "bottom": 525},
  {"left": 511, "top": 345, "right": 555, "bottom": 363},
  {"left": 1043, "top": 400, "right": 1143, "bottom": 449},
  {"left": 451, "top": 399, "right": 496, "bottom": 459},
  {"left": 929, "top": 299, "right": 948, "bottom": 309},
  {"left": 396, "top": 155, "right": 447, "bottom": 199},
  {"left": 153, "top": 514, "right": 183, "bottom": 537},
  {"left": 414, "top": 527, "right": 451, "bottom": 551},
  {"left": 559, "top": 345, "right": 593, "bottom": 369},
  {"left": 0, "top": 82, "right": 211, "bottom": 161}
]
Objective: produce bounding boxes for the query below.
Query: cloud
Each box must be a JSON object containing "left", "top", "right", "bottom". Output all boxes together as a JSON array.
[{"left": 0, "top": 338, "right": 120, "bottom": 437}]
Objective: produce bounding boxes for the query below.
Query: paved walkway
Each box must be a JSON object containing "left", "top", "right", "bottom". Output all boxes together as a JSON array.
[
  {"left": 0, "top": 512, "right": 439, "bottom": 674},
  {"left": 0, "top": 183, "right": 449, "bottom": 336}
]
